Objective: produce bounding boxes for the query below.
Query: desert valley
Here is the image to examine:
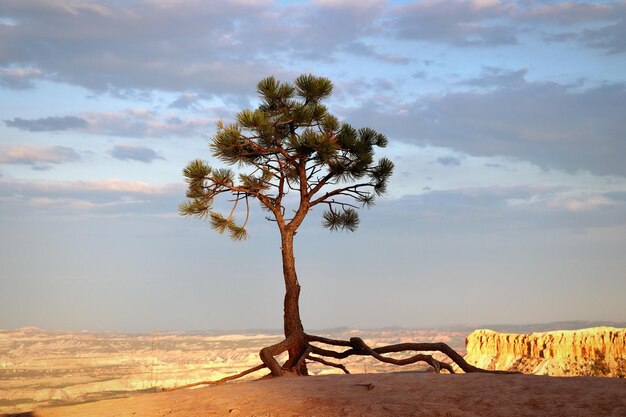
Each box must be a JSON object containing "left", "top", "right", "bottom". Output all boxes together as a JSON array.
[
  {"left": 0, "top": 327, "right": 466, "bottom": 414},
  {"left": 1, "top": 323, "right": 625, "bottom": 416}
]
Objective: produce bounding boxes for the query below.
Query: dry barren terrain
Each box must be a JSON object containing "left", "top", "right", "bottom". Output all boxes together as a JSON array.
[
  {"left": 0, "top": 327, "right": 465, "bottom": 414},
  {"left": 18, "top": 372, "right": 626, "bottom": 417}
]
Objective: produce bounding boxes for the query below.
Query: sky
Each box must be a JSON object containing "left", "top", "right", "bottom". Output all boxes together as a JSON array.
[{"left": 1, "top": 0, "right": 625, "bottom": 332}]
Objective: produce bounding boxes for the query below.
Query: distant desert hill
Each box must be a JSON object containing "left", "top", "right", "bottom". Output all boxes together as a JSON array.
[
  {"left": 464, "top": 326, "right": 626, "bottom": 377},
  {"left": 445, "top": 320, "right": 626, "bottom": 333}
]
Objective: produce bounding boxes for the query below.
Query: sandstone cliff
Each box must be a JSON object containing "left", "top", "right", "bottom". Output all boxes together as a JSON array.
[{"left": 464, "top": 326, "right": 626, "bottom": 377}]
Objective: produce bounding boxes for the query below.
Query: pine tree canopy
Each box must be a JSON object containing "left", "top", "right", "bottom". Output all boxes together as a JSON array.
[{"left": 180, "top": 74, "right": 393, "bottom": 239}]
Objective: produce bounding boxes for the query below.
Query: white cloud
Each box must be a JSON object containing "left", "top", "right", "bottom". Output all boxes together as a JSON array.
[
  {"left": 108, "top": 144, "right": 165, "bottom": 163},
  {"left": 0, "top": 176, "right": 184, "bottom": 217},
  {"left": 4, "top": 116, "right": 88, "bottom": 131},
  {"left": 0, "top": 144, "right": 80, "bottom": 169},
  {"left": 4, "top": 109, "right": 215, "bottom": 138},
  {"left": 83, "top": 109, "right": 215, "bottom": 138},
  {"left": 312, "top": 0, "right": 385, "bottom": 10},
  {"left": 374, "top": 184, "right": 626, "bottom": 233},
  {"left": 168, "top": 93, "right": 202, "bottom": 109},
  {"left": 392, "top": 0, "right": 517, "bottom": 46},
  {"left": 59, "top": 179, "right": 179, "bottom": 194},
  {"left": 390, "top": 0, "right": 626, "bottom": 52},
  {"left": 0, "top": 0, "right": 278, "bottom": 95},
  {"left": 342, "top": 76, "right": 626, "bottom": 177},
  {"left": 546, "top": 194, "right": 613, "bottom": 212},
  {"left": 28, "top": 196, "right": 131, "bottom": 211},
  {"left": 0, "top": 66, "right": 44, "bottom": 89}
]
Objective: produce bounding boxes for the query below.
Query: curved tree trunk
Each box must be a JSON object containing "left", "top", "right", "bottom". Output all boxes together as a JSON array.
[
  {"left": 250, "top": 222, "right": 519, "bottom": 381},
  {"left": 279, "top": 230, "right": 308, "bottom": 374}
]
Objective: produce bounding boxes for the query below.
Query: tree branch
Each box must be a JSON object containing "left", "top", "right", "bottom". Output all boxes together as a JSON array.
[
  {"left": 324, "top": 200, "right": 360, "bottom": 210},
  {"left": 309, "top": 182, "right": 374, "bottom": 207}
]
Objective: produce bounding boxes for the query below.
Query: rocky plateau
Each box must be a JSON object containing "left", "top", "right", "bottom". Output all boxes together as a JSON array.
[{"left": 464, "top": 326, "right": 626, "bottom": 376}]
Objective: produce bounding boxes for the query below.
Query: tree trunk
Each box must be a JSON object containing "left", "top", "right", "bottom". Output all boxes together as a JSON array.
[{"left": 280, "top": 230, "right": 308, "bottom": 374}]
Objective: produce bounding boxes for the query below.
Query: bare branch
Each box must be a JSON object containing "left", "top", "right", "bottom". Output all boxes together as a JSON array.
[
  {"left": 309, "top": 182, "right": 374, "bottom": 207},
  {"left": 242, "top": 195, "right": 250, "bottom": 228},
  {"left": 274, "top": 118, "right": 294, "bottom": 127},
  {"left": 324, "top": 200, "right": 360, "bottom": 210},
  {"left": 275, "top": 156, "right": 287, "bottom": 207},
  {"left": 307, "top": 171, "right": 336, "bottom": 198}
]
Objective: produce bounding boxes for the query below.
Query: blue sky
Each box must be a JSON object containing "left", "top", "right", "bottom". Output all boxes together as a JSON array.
[{"left": 1, "top": 0, "right": 625, "bottom": 332}]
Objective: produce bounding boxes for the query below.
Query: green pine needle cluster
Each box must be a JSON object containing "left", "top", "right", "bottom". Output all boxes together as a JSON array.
[
  {"left": 180, "top": 74, "right": 393, "bottom": 238},
  {"left": 322, "top": 208, "right": 360, "bottom": 232},
  {"left": 209, "top": 212, "right": 249, "bottom": 241}
]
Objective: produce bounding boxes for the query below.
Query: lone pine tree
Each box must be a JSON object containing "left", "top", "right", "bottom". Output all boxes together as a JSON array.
[{"left": 179, "top": 74, "right": 503, "bottom": 383}]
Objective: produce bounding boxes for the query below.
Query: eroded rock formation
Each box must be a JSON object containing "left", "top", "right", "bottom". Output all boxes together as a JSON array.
[{"left": 464, "top": 327, "right": 626, "bottom": 377}]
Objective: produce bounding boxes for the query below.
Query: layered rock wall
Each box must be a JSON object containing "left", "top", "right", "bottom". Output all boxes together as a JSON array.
[{"left": 464, "top": 327, "right": 626, "bottom": 376}]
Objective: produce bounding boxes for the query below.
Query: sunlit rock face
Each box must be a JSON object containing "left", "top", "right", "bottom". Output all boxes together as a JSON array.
[{"left": 464, "top": 327, "right": 626, "bottom": 377}]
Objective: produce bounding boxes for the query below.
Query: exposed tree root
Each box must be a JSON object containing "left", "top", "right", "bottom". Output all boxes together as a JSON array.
[
  {"left": 295, "top": 346, "right": 312, "bottom": 371},
  {"left": 160, "top": 364, "right": 267, "bottom": 392},
  {"left": 161, "top": 333, "right": 517, "bottom": 391},
  {"left": 259, "top": 335, "right": 298, "bottom": 377},
  {"left": 306, "top": 354, "right": 350, "bottom": 374},
  {"left": 304, "top": 334, "right": 516, "bottom": 374}
]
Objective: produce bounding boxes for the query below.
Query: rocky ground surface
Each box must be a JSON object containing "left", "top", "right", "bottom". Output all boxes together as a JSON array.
[{"left": 15, "top": 372, "right": 626, "bottom": 417}]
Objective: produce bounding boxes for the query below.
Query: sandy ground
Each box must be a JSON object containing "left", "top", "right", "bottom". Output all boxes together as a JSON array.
[{"left": 10, "top": 372, "right": 626, "bottom": 417}]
